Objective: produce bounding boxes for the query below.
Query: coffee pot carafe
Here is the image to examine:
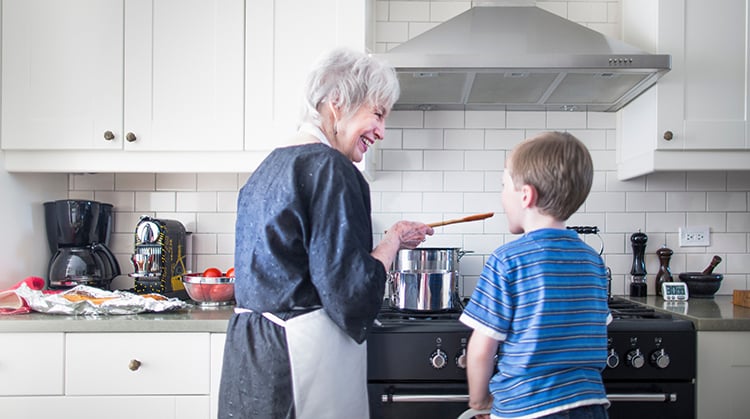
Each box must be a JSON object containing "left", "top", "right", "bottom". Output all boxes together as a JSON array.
[{"left": 44, "top": 200, "right": 121, "bottom": 290}]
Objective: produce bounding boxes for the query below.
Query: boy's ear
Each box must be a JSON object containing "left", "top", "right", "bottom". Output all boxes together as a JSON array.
[{"left": 520, "top": 183, "right": 537, "bottom": 208}]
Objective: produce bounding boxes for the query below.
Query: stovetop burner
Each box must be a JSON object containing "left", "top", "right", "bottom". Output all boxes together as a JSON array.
[{"left": 608, "top": 296, "right": 673, "bottom": 320}]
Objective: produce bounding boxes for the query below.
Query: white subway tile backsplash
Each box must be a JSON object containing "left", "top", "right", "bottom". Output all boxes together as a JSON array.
[
  {"left": 176, "top": 192, "right": 218, "bottom": 212},
  {"left": 388, "top": 111, "right": 424, "bottom": 128},
  {"left": 217, "top": 191, "right": 239, "bottom": 212},
  {"left": 587, "top": 112, "right": 616, "bottom": 129},
  {"left": 687, "top": 172, "right": 726, "bottom": 191},
  {"left": 370, "top": 171, "right": 404, "bottom": 192},
  {"left": 709, "top": 233, "right": 747, "bottom": 253},
  {"left": 626, "top": 192, "right": 665, "bottom": 212},
  {"left": 94, "top": 191, "right": 135, "bottom": 212},
  {"left": 382, "top": 150, "right": 424, "bottom": 170},
  {"left": 605, "top": 172, "right": 645, "bottom": 192},
  {"left": 727, "top": 171, "right": 750, "bottom": 190},
  {"left": 463, "top": 192, "right": 502, "bottom": 213},
  {"left": 429, "top": 1, "right": 471, "bottom": 22},
  {"left": 156, "top": 173, "right": 196, "bottom": 191},
  {"left": 465, "top": 150, "right": 505, "bottom": 171},
  {"left": 197, "top": 213, "right": 236, "bottom": 234},
  {"left": 483, "top": 171, "right": 503, "bottom": 192},
  {"left": 376, "top": 21, "right": 409, "bottom": 43},
  {"left": 646, "top": 172, "right": 686, "bottom": 191},
  {"left": 381, "top": 191, "right": 424, "bottom": 212},
  {"left": 382, "top": 129, "right": 404, "bottom": 149},
  {"left": 547, "top": 111, "right": 587, "bottom": 129},
  {"left": 403, "top": 171, "right": 444, "bottom": 191},
  {"left": 115, "top": 174, "right": 155, "bottom": 191},
  {"left": 217, "top": 234, "right": 236, "bottom": 255},
  {"left": 485, "top": 130, "right": 525, "bottom": 149},
  {"left": 666, "top": 192, "right": 706, "bottom": 212},
  {"left": 424, "top": 111, "right": 465, "bottom": 128},
  {"left": 71, "top": 173, "right": 114, "bottom": 190},
  {"left": 586, "top": 192, "right": 626, "bottom": 212},
  {"left": 707, "top": 192, "right": 748, "bottom": 212},
  {"left": 424, "top": 192, "right": 464, "bottom": 212},
  {"left": 466, "top": 110, "right": 506, "bottom": 129},
  {"left": 135, "top": 192, "right": 176, "bottom": 212},
  {"left": 389, "top": 1, "right": 430, "bottom": 21},
  {"left": 424, "top": 150, "right": 465, "bottom": 170},
  {"left": 445, "top": 130, "right": 484, "bottom": 149},
  {"left": 645, "top": 212, "right": 685, "bottom": 233},
  {"left": 192, "top": 233, "right": 218, "bottom": 254},
  {"left": 728, "top": 212, "right": 750, "bottom": 231},
  {"left": 589, "top": 150, "right": 617, "bottom": 171},
  {"left": 197, "top": 174, "right": 239, "bottom": 191},
  {"left": 409, "top": 21, "right": 439, "bottom": 38},
  {"left": 507, "top": 111, "right": 546, "bottom": 128},
  {"left": 687, "top": 212, "right": 727, "bottom": 232},
  {"left": 403, "top": 129, "right": 444, "bottom": 149},
  {"left": 445, "top": 171, "right": 485, "bottom": 192},
  {"left": 605, "top": 212, "right": 646, "bottom": 233}
]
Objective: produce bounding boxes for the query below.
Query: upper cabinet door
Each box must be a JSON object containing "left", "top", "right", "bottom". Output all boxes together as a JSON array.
[
  {"left": 617, "top": 0, "right": 750, "bottom": 179},
  {"left": 1, "top": 0, "right": 244, "bottom": 152},
  {"left": 1, "top": 0, "right": 124, "bottom": 150},
  {"left": 124, "top": 0, "right": 244, "bottom": 151},
  {"left": 245, "top": 0, "right": 369, "bottom": 150}
]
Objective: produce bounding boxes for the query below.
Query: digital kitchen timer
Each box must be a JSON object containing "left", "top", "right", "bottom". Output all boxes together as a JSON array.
[{"left": 662, "top": 282, "right": 689, "bottom": 301}]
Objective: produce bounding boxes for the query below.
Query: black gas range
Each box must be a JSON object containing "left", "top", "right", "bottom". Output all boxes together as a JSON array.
[{"left": 367, "top": 297, "right": 696, "bottom": 419}]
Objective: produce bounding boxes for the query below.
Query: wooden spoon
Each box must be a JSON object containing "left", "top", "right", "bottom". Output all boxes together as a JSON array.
[{"left": 428, "top": 212, "right": 494, "bottom": 228}]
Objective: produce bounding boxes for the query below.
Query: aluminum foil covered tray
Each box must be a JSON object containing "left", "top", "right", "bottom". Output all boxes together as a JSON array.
[{"left": 15, "top": 283, "right": 186, "bottom": 315}]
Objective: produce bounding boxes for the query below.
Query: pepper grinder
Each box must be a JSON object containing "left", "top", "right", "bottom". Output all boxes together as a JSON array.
[
  {"left": 629, "top": 232, "right": 648, "bottom": 297},
  {"left": 655, "top": 246, "right": 674, "bottom": 296}
]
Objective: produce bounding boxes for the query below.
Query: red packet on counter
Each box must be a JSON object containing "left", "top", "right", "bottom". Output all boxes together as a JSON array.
[{"left": 0, "top": 276, "right": 50, "bottom": 315}]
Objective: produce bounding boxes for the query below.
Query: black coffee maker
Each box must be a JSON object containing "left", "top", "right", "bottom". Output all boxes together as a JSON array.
[{"left": 44, "top": 200, "right": 121, "bottom": 290}]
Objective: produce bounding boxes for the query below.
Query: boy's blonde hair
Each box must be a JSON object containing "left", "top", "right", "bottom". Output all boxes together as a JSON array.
[{"left": 507, "top": 131, "right": 593, "bottom": 221}]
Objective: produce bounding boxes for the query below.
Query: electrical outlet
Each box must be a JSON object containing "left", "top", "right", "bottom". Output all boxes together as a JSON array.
[{"left": 679, "top": 225, "right": 710, "bottom": 247}]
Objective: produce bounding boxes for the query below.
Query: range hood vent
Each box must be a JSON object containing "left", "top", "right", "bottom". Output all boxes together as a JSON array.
[{"left": 374, "top": 6, "right": 670, "bottom": 112}]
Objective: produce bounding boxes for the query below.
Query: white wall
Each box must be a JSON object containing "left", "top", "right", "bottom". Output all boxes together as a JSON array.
[{"left": 0, "top": 151, "right": 67, "bottom": 288}]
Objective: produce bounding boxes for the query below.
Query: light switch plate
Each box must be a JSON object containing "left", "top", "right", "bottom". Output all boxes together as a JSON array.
[{"left": 679, "top": 225, "right": 710, "bottom": 247}]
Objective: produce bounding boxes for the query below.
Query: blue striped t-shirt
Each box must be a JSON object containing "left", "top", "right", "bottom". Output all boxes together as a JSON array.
[{"left": 460, "top": 228, "right": 610, "bottom": 419}]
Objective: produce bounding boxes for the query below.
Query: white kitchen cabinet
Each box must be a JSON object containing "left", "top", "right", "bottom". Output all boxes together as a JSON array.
[
  {"left": 0, "top": 332, "right": 213, "bottom": 419},
  {"left": 0, "top": 333, "right": 64, "bottom": 396},
  {"left": 1, "top": 0, "right": 244, "bottom": 153},
  {"left": 696, "top": 331, "right": 750, "bottom": 418},
  {"left": 210, "top": 333, "right": 226, "bottom": 419},
  {"left": 245, "top": 0, "right": 371, "bottom": 149},
  {"left": 617, "top": 0, "right": 750, "bottom": 180}
]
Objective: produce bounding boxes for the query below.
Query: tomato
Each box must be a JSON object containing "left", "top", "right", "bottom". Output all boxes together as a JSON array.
[
  {"left": 203, "top": 267, "right": 222, "bottom": 277},
  {"left": 225, "top": 267, "right": 235, "bottom": 278},
  {"left": 209, "top": 284, "right": 234, "bottom": 302}
]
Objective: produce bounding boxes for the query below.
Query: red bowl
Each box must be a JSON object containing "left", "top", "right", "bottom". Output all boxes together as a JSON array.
[{"left": 182, "top": 273, "right": 235, "bottom": 305}]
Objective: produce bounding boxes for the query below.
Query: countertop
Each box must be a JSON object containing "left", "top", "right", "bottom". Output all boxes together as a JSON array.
[
  {"left": 0, "top": 304, "right": 234, "bottom": 333},
  {"left": 622, "top": 295, "right": 750, "bottom": 332},
  {"left": 2, "top": 296, "right": 750, "bottom": 333}
]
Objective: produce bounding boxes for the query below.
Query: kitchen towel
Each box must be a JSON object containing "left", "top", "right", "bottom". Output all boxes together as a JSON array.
[{"left": 0, "top": 276, "right": 48, "bottom": 315}]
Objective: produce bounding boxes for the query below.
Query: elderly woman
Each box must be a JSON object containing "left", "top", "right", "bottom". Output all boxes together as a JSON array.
[{"left": 217, "top": 48, "right": 434, "bottom": 419}]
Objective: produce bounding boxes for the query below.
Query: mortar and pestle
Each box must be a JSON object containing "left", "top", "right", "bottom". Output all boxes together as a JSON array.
[{"left": 678, "top": 255, "right": 723, "bottom": 298}]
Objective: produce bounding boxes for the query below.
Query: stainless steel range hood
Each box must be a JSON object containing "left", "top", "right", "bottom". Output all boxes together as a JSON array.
[{"left": 374, "top": 6, "right": 670, "bottom": 112}]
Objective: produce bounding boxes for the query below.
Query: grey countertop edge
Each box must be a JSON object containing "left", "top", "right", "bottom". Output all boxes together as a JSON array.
[
  {"left": 0, "top": 306, "right": 234, "bottom": 333},
  {"left": 620, "top": 295, "right": 750, "bottom": 332},
  {"left": 3, "top": 296, "right": 750, "bottom": 333}
]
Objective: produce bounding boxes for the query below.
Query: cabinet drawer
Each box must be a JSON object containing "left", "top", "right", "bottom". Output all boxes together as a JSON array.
[
  {"left": 0, "top": 333, "right": 64, "bottom": 395},
  {"left": 66, "top": 333, "right": 210, "bottom": 395}
]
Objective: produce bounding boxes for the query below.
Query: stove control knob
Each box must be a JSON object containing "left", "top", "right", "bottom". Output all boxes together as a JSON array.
[
  {"left": 456, "top": 348, "right": 467, "bottom": 369},
  {"left": 626, "top": 349, "right": 645, "bottom": 369},
  {"left": 650, "top": 349, "right": 671, "bottom": 369},
  {"left": 429, "top": 349, "right": 448, "bottom": 369},
  {"left": 606, "top": 349, "right": 620, "bottom": 369}
]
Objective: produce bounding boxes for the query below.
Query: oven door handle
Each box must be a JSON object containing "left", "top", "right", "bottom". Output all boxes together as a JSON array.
[
  {"left": 607, "top": 393, "right": 678, "bottom": 402},
  {"left": 381, "top": 394, "right": 470, "bottom": 403}
]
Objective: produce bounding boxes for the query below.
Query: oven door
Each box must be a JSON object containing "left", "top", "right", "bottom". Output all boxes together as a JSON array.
[
  {"left": 369, "top": 382, "right": 470, "bottom": 419},
  {"left": 606, "top": 382, "right": 695, "bottom": 419}
]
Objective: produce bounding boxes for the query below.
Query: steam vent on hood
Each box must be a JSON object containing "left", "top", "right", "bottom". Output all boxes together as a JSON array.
[{"left": 374, "top": 6, "right": 671, "bottom": 112}]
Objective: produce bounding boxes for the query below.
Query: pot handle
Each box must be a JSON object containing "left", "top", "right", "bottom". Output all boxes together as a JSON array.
[{"left": 458, "top": 250, "right": 474, "bottom": 260}]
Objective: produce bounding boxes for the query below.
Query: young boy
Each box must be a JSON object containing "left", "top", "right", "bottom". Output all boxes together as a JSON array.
[{"left": 460, "top": 131, "right": 611, "bottom": 419}]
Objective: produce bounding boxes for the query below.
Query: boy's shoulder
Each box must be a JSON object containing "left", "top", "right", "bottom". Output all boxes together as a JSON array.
[{"left": 492, "top": 228, "right": 580, "bottom": 258}]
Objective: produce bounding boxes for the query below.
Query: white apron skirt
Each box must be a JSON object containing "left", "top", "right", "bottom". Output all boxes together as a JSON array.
[{"left": 241, "top": 308, "right": 370, "bottom": 419}]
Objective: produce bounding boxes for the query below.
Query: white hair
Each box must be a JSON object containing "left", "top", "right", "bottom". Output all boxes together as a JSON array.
[{"left": 299, "top": 48, "right": 400, "bottom": 126}]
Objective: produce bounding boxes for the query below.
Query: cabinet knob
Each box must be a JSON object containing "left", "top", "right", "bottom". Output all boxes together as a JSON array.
[
  {"left": 103, "top": 130, "right": 115, "bottom": 141},
  {"left": 128, "top": 359, "right": 142, "bottom": 371},
  {"left": 663, "top": 131, "right": 673, "bottom": 141},
  {"left": 126, "top": 132, "right": 137, "bottom": 142}
]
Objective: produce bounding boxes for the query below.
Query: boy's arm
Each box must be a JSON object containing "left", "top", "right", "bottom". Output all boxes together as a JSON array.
[{"left": 466, "top": 329, "right": 499, "bottom": 411}]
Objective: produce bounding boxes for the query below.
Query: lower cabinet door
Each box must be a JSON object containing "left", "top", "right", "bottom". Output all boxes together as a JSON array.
[
  {"left": 0, "top": 395, "right": 209, "bottom": 419},
  {"left": 65, "top": 332, "right": 210, "bottom": 395}
]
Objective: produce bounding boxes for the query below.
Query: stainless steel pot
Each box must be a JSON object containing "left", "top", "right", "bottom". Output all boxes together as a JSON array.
[{"left": 388, "top": 248, "right": 468, "bottom": 311}]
